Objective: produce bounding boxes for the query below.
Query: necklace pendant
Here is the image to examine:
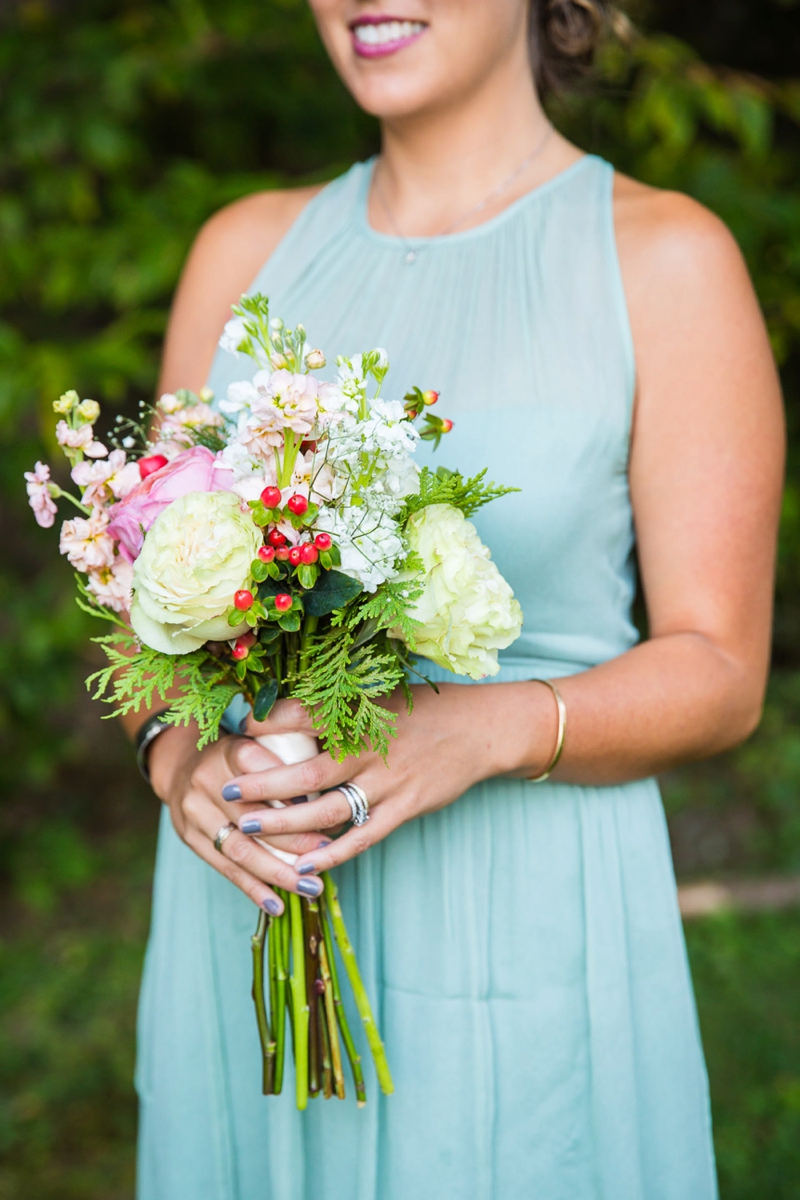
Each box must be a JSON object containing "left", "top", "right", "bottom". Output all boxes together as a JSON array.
[{"left": 404, "top": 249, "right": 417, "bottom": 265}]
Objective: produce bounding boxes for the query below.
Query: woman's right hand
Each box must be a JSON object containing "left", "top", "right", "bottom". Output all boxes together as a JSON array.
[{"left": 148, "top": 724, "right": 328, "bottom": 915}]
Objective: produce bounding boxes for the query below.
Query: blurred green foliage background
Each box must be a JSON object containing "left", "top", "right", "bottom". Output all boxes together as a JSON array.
[{"left": 1, "top": 1, "right": 799, "bottom": 1196}]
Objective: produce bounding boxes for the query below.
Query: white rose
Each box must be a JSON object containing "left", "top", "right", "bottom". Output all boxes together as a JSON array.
[
  {"left": 130, "top": 491, "right": 261, "bottom": 654},
  {"left": 400, "top": 504, "right": 522, "bottom": 679}
]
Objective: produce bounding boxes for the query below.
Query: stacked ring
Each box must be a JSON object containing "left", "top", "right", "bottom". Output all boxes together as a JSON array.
[
  {"left": 339, "top": 782, "right": 370, "bottom": 827},
  {"left": 214, "top": 822, "right": 237, "bottom": 853}
]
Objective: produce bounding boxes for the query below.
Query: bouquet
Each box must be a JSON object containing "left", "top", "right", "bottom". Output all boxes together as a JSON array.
[{"left": 25, "top": 293, "right": 523, "bottom": 1108}]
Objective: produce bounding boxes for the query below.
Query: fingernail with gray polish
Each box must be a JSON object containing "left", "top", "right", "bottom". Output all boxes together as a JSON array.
[
  {"left": 296, "top": 877, "right": 323, "bottom": 897},
  {"left": 241, "top": 818, "right": 261, "bottom": 834},
  {"left": 297, "top": 861, "right": 317, "bottom": 875},
  {"left": 289, "top": 794, "right": 308, "bottom": 805},
  {"left": 222, "top": 784, "right": 242, "bottom": 801},
  {"left": 317, "top": 839, "right": 332, "bottom": 849},
  {"left": 238, "top": 717, "right": 249, "bottom": 734},
  {"left": 262, "top": 897, "right": 282, "bottom": 916}
]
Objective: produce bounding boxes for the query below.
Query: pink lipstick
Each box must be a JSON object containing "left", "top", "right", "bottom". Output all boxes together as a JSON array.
[{"left": 350, "top": 14, "right": 428, "bottom": 59}]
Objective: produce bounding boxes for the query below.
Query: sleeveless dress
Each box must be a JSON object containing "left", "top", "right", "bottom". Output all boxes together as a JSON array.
[{"left": 135, "top": 156, "right": 719, "bottom": 1200}]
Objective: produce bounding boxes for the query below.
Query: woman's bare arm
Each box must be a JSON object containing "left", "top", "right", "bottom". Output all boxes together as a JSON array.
[{"left": 547, "top": 179, "right": 784, "bottom": 782}]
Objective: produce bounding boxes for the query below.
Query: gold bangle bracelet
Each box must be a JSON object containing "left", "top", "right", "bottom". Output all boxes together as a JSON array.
[{"left": 527, "top": 679, "right": 567, "bottom": 783}]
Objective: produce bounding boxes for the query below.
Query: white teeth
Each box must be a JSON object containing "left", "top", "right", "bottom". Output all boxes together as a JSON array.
[{"left": 354, "top": 20, "right": 425, "bottom": 46}]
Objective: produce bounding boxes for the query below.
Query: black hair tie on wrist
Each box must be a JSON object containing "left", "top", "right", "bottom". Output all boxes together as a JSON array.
[{"left": 135, "top": 709, "right": 174, "bottom": 785}]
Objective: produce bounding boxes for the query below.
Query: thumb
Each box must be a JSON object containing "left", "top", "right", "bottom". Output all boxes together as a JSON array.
[
  {"left": 226, "top": 736, "right": 283, "bottom": 775},
  {"left": 244, "top": 696, "right": 317, "bottom": 739}
]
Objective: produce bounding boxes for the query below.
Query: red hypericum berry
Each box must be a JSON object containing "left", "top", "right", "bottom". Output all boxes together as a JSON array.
[
  {"left": 422, "top": 390, "right": 439, "bottom": 406},
  {"left": 234, "top": 589, "right": 253, "bottom": 611},
  {"left": 287, "top": 493, "right": 309, "bottom": 516},
  {"left": 231, "top": 641, "right": 250, "bottom": 661},
  {"left": 314, "top": 532, "right": 332, "bottom": 551},
  {"left": 288, "top": 546, "right": 302, "bottom": 566},
  {"left": 441, "top": 418, "right": 454, "bottom": 433},
  {"left": 267, "top": 528, "right": 287, "bottom": 547},
  {"left": 407, "top": 410, "right": 418, "bottom": 420},
  {"left": 257, "top": 545, "right": 275, "bottom": 563},
  {"left": 299, "top": 543, "right": 319, "bottom": 565},
  {"left": 275, "top": 593, "right": 293, "bottom": 612},
  {"left": 275, "top": 546, "right": 291, "bottom": 561},
  {"left": 260, "top": 486, "right": 282, "bottom": 508},
  {"left": 138, "top": 454, "right": 168, "bottom": 479}
]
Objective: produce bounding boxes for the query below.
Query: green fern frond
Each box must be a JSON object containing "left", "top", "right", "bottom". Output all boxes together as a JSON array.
[
  {"left": 86, "top": 633, "right": 241, "bottom": 749},
  {"left": 290, "top": 630, "right": 405, "bottom": 761},
  {"left": 403, "top": 466, "right": 518, "bottom": 520}
]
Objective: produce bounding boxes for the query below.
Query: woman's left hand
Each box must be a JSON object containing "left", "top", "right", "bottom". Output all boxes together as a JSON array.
[{"left": 222, "top": 683, "right": 554, "bottom": 878}]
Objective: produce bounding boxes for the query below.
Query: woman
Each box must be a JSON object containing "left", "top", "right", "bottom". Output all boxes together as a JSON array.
[{"left": 132, "top": 2, "right": 784, "bottom": 1197}]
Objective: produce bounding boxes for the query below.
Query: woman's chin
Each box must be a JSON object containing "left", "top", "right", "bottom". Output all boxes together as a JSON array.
[{"left": 346, "top": 73, "right": 456, "bottom": 122}]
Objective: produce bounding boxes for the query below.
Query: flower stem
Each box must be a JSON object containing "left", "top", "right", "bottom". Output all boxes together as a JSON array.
[
  {"left": 305, "top": 901, "right": 321, "bottom": 1097},
  {"left": 320, "top": 883, "right": 367, "bottom": 1105},
  {"left": 250, "top": 909, "right": 275, "bottom": 1095},
  {"left": 54, "top": 487, "right": 91, "bottom": 516},
  {"left": 319, "top": 992, "right": 334, "bottom": 1099},
  {"left": 318, "top": 924, "right": 346, "bottom": 1100},
  {"left": 273, "top": 893, "right": 288, "bottom": 1094},
  {"left": 323, "top": 874, "right": 393, "bottom": 1096},
  {"left": 289, "top": 893, "right": 309, "bottom": 1110}
]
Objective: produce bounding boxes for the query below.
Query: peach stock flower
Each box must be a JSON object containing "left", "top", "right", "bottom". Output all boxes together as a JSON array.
[
  {"left": 59, "top": 508, "right": 116, "bottom": 572},
  {"left": 24, "top": 461, "right": 58, "bottom": 528}
]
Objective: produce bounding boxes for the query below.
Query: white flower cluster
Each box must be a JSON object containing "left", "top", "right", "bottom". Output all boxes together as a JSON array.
[{"left": 217, "top": 353, "right": 420, "bottom": 591}]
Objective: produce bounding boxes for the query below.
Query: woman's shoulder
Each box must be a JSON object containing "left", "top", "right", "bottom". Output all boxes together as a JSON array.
[
  {"left": 193, "top": 184, "right": 326, "bottom": 295},
  {"left": 610, "top": 170, "right": 759, "bottom": 364},
  {"left": 159, "top": 184, "right": 325, "bottom": 392},
  {"left": 612, "top": 171, "right": 747, "bottom": 297}
]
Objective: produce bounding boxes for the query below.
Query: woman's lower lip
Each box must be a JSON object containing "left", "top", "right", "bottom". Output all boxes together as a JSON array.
[{"left": 351, "top": 27, "right": 427, "bottom": 59}]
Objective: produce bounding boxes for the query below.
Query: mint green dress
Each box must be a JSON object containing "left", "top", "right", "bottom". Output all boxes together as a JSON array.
[{"left": 135, "top": 157, "right": 718, "bottom": 1200}]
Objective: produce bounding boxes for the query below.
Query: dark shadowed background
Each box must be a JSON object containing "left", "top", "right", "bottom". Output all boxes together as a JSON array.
[{"left": 1, "top": 1, "right": 799, "bottom": 1196}]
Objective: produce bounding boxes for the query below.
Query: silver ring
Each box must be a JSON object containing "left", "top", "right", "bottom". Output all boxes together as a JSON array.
[
  {"left": 214, "top": 822, "right": 237, "bottom": 853},
  {"left": 340, "top": 782, "right": 369, "bottom": 827}
]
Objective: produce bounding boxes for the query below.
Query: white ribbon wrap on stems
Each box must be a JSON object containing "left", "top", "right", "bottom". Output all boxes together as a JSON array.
[{"left": 253, "top": 731, "right": 320, "bottom": 866}]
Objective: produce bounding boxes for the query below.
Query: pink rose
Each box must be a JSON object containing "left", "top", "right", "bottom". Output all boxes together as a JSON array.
[{"left": 107, "top": 445, "right": 234, "bottom": 562}]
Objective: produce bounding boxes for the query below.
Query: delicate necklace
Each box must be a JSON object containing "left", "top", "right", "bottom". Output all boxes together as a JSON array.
[{"left": 372, "top": 124, "right": 554, "bottom": 265}]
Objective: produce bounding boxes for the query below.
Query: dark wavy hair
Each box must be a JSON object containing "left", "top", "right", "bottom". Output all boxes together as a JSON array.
[{"left": 531, "top": 0, "right": 625, "bottom": 96}]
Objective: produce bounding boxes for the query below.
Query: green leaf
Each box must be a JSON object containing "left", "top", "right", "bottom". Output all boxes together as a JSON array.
[
  {"left": 277, "top": 609, "right": 301, "bottom": 632},
  {"left": 250, "top": 502, "right": 270, "bottom": 527},
  {"left": 228, "top": 608, "right": 244, "bottom": 627},
  {"left": 303, "top": 569, "right": 362, "bottom": 617},
  {"left": 259, "top": 626, "right": 282, "bottom": 644},
  {"left": 251, "top": 560, "right": 269, "bottom": 582},
  {"left": 253, "top": 678, "right": 279, "bottom": 722},
  {"left": 296, "top": 563, "right": 319, "bottom": 590}
]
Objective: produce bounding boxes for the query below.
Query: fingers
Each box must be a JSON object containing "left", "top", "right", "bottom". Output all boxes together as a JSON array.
[
  {"left": 181, "top": 788, "right": 324, "bottom": 903},
  {"left": 222, "top": 751, "right": 348, "bottom": 805},
  {"left": 292, "top": 802, "right": 400, "bottom": 876},
  {"left": 224, "top": 736, "right": 283, "bottom": 776},
  {"left": 243, "top": 697, "right": 316, "bottom": 739},
  {"left": 182, "top": 822, "right": 287, "bottom": 915},
  {"left": 235, "top": 788, "right": 353, "bottom": 839}
]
